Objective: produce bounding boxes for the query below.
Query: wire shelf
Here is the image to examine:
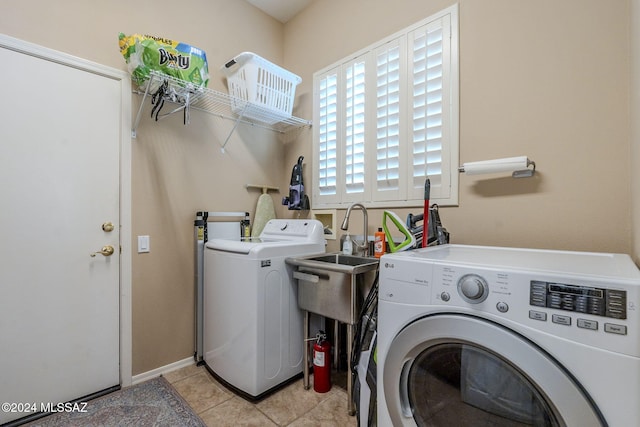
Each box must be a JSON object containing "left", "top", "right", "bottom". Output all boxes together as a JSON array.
[{"left": 131, "top": 70, "right": 312, "bottom": 143}]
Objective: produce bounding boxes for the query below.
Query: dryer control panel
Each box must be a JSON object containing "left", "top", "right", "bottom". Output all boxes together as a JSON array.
[
  {"left": 379, "top": 245, "right": 640, "bottom": 357},
  {"left": 529, "top": 281, "right": 627, "bottom": 319}
]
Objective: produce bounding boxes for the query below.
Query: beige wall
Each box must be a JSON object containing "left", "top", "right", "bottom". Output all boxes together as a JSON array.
[
  {"left": 1, "top": 0, "right": 637, "bottom": 377},
  {"left": 285, "top": 0, "right": 633, "bottom": 255},
  {"left": 0, "top": 0, "right": 288, "bottom": 375}
]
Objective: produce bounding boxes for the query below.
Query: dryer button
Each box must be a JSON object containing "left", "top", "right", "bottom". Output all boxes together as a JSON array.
[
  {"left": 552, "top": 314, "right": 572, "bottom": 326},
  {"left": 604, "top": 323, "right": 627, "bottom": 335},
  {"left": 529, "top": 310, "right": 547, "bottom": 321},
  {"left": 496, "top": 302, "right": 509, "bottom": 313},
  {"left": 577, "top": 319, "right": 598, "bottom": 330},
  {"left": 440, "top": 292, "right": 451, "bottom": 302}
]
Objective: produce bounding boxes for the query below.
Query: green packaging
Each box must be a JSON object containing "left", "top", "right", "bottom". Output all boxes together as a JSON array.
[{"left": 118, "top": 33, "right": 209, "bottom": 88}]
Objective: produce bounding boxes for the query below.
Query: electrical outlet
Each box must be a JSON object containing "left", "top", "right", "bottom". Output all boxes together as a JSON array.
[{"left": 138, "top": 235, "right": 150, "bottom": 253}]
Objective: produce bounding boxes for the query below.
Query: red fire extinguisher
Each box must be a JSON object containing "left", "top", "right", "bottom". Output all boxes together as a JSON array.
[{"left": 313, "top": 331, "right": 331, "bottom": 393}]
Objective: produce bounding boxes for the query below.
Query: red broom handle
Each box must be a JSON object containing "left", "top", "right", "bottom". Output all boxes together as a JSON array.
[{"left": 422, "top": 179, "right": 430, "bottom": 248}]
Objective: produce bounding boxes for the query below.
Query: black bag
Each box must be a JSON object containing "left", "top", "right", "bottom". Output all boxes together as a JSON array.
[
  {"left": 426, "top": 204, "right": 450, "bottom": 246},
  {"left": 407, "top": 204, "right": 450, "bottom": 248}
]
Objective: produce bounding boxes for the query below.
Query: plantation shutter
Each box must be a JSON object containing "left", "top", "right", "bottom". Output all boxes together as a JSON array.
[
  {"left": 373, "top": 37, "right": 405, "bottom": 202},
  {"left": 343, "top": 57, "right": 367, "bottom": 201},
  {"left": 409, "top": 16, "right": 452, "bottom": 200},
  {"left": 312, "top": 5, "right": 458, "bottom": 208},
  {"left": 315, "top": 70, "right": 340, "bottom": 203}
]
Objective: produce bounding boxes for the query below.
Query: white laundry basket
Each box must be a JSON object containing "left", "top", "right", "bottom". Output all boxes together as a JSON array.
[{"left": 221, "top": 52, "right": 301, "bottom": 124}]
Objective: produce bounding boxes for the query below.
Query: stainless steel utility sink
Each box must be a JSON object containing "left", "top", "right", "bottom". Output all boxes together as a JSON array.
[
  {"left": 286, "top": 252, "right": 379, "bottom": 415},
  {"left": 286, "top": 252, "right": 379, "bottom": 325},
  {"left": 288, "top": 253, "right": 379, "bottom": 274}
]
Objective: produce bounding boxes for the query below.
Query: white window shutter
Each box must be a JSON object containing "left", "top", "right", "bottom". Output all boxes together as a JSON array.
[
  {"left": 373, "top": 37, "right": 407, "bottom": 202},
  {"left": 312, "top": 5, "right": 458, "bottom": 209},
  {"left": 342, "top": 56, "right": 367, "bottom": 201},
  {"left": 313, "top": 70, "right": 341, "bottom": 205},
  {"left": 408, "top": 16, "right": 451, "bottom": 200}
]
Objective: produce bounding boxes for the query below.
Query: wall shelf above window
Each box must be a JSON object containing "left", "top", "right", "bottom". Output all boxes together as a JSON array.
[{"left": 131, "top": 70, "right": 311, "bottom": 150}]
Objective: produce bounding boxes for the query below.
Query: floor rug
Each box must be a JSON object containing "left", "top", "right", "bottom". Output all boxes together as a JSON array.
[{"left": 23, "top": 376, "right": 206, "bottom": 427}]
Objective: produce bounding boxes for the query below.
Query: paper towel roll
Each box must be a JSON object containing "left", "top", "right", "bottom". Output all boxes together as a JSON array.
[{"left": 460, "top": 156, "right": 529, "bottom": 175}]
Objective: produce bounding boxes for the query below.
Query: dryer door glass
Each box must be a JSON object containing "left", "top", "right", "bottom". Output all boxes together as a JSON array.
[
  {"left": 381, "top": 315, "right": 604, "bottom": 427},
  {"left": 406, "top": 343, "right": 557, "bottom": 426}
]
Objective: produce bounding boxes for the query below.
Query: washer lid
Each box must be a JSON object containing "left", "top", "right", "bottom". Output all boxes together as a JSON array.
[
  {"left": 205, "top": 219, "right": 326, "bottom": 257},
  {"left": 206, "top": 238, "right": 285, "bottom": 254},
  {"left": 206, "top": 238, "right": 325, "bottom": 258}
]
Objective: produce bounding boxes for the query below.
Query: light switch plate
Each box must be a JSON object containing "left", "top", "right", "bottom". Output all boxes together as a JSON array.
[{"left": 138, "top": 235, "right": 150, "bottom": 253}]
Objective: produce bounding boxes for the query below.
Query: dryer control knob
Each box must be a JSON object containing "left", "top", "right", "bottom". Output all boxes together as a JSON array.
[{"left": 458, "top": 274, "right": 489, "bottom": 303}]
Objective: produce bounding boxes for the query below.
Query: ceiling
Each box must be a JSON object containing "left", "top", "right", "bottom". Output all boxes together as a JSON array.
[{"left": 245, "top": 0, "right": 313, "bottom": 23}]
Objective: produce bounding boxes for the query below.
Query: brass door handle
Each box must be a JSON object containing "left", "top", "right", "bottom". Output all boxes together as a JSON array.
[{"left": 90, "top": 245, "right": 115, "bottom": 257}]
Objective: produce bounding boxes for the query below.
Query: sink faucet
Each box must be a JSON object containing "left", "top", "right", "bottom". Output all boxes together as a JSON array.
[{"left": 340, "top": 203, "right": 369, "bottom": 256}]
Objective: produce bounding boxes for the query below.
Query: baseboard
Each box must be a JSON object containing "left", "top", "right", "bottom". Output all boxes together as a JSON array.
[{"left": 131, "top": 357, "right": 195, "bottom": 385}]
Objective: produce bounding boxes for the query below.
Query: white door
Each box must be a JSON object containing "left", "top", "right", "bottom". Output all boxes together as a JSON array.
[{"left": 0, "top": 39, "right": 125, "bottom": 424}]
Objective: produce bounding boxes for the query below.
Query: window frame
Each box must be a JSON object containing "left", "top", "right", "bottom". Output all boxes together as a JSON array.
[{"left": 312, "top": 4, "right": 459, "bottom": 209}]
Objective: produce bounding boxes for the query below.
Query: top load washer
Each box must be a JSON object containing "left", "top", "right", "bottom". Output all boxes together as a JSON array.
[
  {"left": 203, "top": 219, "right": 325, "bottom": 400},
  {"left": 377, "top": 244, "right": 640, "bottom": 426}
]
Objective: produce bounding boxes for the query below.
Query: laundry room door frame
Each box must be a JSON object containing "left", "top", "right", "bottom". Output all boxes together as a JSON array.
[{"left": 0, "top": 34, "right": 132, "bottom": 388}]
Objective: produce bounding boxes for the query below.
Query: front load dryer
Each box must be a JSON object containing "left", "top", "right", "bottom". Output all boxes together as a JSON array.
[
  {"left": 203, "top": 219, "right": 325, "bottom": 400},
  {"left": 377, "top": 244, "right": 640, "bottom": 426}
]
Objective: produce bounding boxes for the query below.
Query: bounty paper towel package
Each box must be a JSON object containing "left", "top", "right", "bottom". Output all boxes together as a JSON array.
[{"left": 118, "top": 33, "right": 209, "bottom": 88}]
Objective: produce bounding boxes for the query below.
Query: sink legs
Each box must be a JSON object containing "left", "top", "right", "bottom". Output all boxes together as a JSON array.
[
  {"left": 303, "top": 311, "right": 311, "bottom": 390},
  {"left": 302, "top": 310, "right": 356, "bottom": 416}
]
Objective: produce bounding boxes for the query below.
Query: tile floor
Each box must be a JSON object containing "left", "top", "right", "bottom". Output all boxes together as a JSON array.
[{"left": 164, "top": 365, "right": 357, "bottom": 426}]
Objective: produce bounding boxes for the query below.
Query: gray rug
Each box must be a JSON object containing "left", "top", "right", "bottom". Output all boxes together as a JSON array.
[{"left": 24, "top": 376, "right": 206, "bottom": 427}]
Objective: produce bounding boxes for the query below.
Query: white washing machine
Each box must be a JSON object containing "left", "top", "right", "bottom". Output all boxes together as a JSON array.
[
  {"left": 203, "top": 219, "right": 325, "bottom": 400},
  {"left": 378, "top": 244, "right": 640, "bottom": 426}
]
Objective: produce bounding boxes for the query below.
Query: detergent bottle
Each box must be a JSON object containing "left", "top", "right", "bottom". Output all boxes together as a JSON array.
[{"left": 374, "top": 227, "right": 386, "bottom": 258}]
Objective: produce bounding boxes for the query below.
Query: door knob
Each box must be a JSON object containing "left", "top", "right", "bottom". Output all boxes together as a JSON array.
[
  {"left": 90, "top": 245, "right": 115, "bottom": 257},
  {"left": 102, "top": 222, "right": 115, "bottom": 232}
]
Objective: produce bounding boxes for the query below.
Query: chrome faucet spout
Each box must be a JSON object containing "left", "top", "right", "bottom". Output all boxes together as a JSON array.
[
  {"left": 340, "top": 203, "right": 369, "bottom": 256},
  {"left": 340, "top": 215, "right": 350, "bottom": 231}
]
